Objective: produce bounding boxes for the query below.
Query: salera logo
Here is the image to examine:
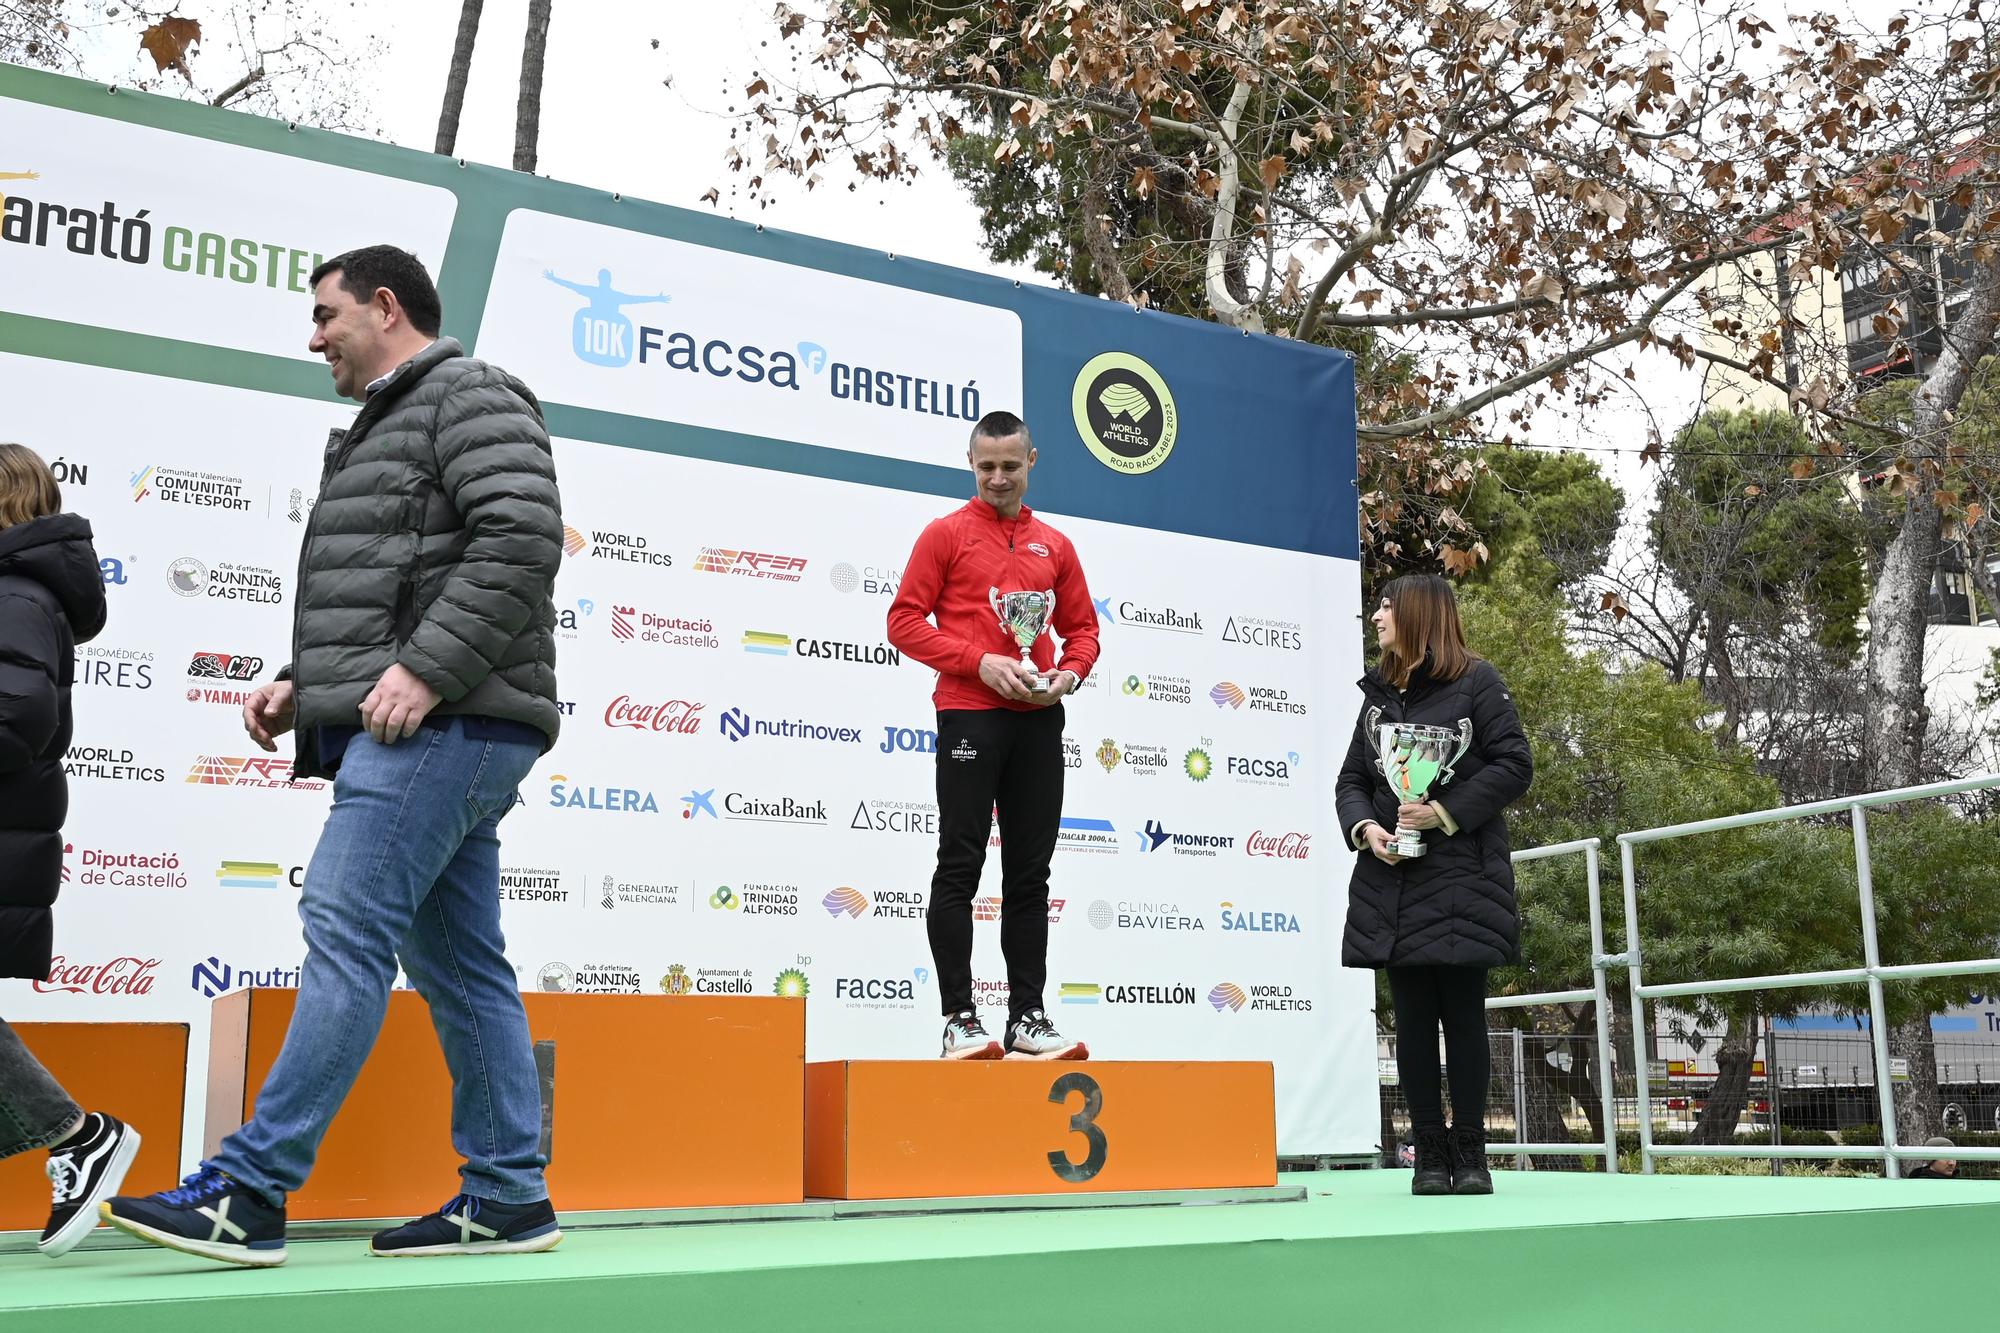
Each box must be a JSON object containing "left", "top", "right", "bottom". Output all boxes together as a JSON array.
[{"left": 1072, "top": 351, "right": 1178, "bottom": 475}]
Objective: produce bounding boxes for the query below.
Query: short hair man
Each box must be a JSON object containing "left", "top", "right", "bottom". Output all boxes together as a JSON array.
[
  {"left": 887, "top": 411, "right": 1100, "bottom": 1059},
  {"left": 104, "top": 246, "right": 566, "bottom": 1265}
]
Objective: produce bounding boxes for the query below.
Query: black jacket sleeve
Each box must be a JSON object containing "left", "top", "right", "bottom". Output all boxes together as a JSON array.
[
  {"left": 0, "top": 593, "right": 61, "bottom": 775},
  {"left": 1435, "top": 661, "right": 1532, "bottom": 834},
  {"left": 398, "top": 368, "right": 563, "bottom": 701},
  {"left": 1335, "top": 708, "right": 1382, "bottom": 845}
]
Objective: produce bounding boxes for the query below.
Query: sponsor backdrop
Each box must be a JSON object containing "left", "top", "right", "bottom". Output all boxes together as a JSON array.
[{"left": 0, "top": 63, "right": 1373, "bottom": 1162}]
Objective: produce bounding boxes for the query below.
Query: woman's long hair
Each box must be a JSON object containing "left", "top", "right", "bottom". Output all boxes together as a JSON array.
[
  {"left": 0, "top": 443, "right": 61, "bottom": 530},
  {"left": 1376, "top": 574, "right": 1477, "bottom": 688}
]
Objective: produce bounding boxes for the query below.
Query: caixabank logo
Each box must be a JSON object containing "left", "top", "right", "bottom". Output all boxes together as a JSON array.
[{"left": 1072, "top": 352, "right": 1178, "bottom": 474}]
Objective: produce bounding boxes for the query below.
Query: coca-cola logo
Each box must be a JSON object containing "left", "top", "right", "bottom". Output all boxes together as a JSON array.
[
  {"left": 1245, "top": 830, "right": 1311, "bottom": 859},
  {"left": 603, "top": 695, "right": 705, "bottom": 733},
  {"left": 35, "top": 955, "right": 160, "bottom": 995}
]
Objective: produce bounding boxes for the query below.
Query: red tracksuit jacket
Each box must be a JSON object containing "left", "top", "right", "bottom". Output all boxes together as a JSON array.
[{"left": 887, "top": 499, "right": 1101, "bottom": 712}]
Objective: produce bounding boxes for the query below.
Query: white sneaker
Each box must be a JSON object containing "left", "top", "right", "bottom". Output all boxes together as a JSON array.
[
  {"left": 1003, "top": 1009, "right": 1088, "bottom": 1060},
  {"left": 940, "top": 1010, "right": 1003, "bottom": 1060}
]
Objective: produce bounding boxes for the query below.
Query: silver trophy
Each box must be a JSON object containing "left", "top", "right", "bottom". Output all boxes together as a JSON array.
[
  {"left": 988, "top": 587, "right": 1056, "bottom": 693},
  {"left": 1366, "top": 708, "right": 1473, "bottom": 858}
]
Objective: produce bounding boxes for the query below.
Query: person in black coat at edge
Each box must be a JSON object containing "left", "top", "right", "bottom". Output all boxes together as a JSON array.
[
  {"left": 1337, "top": 574, "right": 1533, "bottom": 1196},
  {"left": 0, "top": 443, "right": 143, "bottom": 1255}
]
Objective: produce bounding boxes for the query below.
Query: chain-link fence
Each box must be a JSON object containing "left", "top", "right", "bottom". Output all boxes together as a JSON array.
[{"left": 1376, "top": 1028, "right": 2000, "bottom": 1177}]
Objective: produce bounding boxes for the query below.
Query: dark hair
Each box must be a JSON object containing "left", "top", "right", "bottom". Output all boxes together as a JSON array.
[
  {"left": 309, "top": 245, "right": 443, "bottom": 337},
  {"left": 969, "top": 410, "right": 1032, "bottom": 452},
  {"left": 1377, "top": 574, "right": 1478, "bottom": 688}
]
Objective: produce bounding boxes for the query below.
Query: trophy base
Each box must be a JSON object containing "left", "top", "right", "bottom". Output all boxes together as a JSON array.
[
  {"left": 1024, "top": 678, "right": 1051, "bottom": 694},
  {"left": 1391, "top": 833, "right": 1428, "bottom": 858}
]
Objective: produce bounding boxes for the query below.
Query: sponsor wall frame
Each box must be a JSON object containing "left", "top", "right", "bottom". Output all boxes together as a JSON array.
[{"left": 0, "top": 62, "right": 1374, "bottom": 1159}]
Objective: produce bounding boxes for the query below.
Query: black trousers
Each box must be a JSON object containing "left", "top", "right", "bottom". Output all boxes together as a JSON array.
[
  {"left": 1387, "top": 965, "right": 1490, "bottom": 1132},
  {"left": 929, "top": 704, "right": 1065, "bottom": 1020}
]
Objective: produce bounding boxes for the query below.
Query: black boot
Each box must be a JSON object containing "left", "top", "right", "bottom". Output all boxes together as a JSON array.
[
  {"left": 1449, "top": 1127, "right": 1493, "bottom": 1194},
  {"left": 1411, "top": 1127, "right": 1452, "bottom": 1196}
]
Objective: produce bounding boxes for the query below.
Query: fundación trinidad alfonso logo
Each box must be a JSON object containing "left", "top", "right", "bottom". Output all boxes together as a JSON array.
[{"left": 1072, "top": 351, "right": 1178, "bottom": 475}]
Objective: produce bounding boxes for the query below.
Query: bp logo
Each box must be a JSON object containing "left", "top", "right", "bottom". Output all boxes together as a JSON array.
[
  {"left": 773, "top": 967, "right": 810, "bottom": 998},
  {"left": 1184, "top": 747, "right": 1213, "bottom": 782},
  {"left": 1072, "top": 351, "right": 1177, "bottom": 474}
]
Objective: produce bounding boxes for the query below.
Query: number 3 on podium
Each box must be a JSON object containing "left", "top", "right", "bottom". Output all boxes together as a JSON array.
[{"left": 1047, "top": 1071, "right": 1108, "bottom": 1183}]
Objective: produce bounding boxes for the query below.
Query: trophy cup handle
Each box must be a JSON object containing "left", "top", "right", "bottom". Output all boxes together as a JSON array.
[
  {"left": 987, "top": 586, "right": 1003, "bottom": 618},
  {"left": 1363, "top": 706, "right": 1385, "bottom": 774},
  {"left": 1439, "top": 718, "right": 1475, "bottom": 782}
]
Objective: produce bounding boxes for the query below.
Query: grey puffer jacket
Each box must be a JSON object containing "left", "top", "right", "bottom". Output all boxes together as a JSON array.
[{"left": 285, "top": 337, "right": 562, "bottom": 778}]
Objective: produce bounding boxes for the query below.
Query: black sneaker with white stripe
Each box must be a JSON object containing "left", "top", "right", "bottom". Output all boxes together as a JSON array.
[
  {"left": 39, "top": 1112, "right": 141, "bottom": 1258},
  {"left": 370, "top": 1193, "right": 562, "bottom": 1256},
  {"left": 101, "top": 1166, "right": 287, "bottom": 1267}
]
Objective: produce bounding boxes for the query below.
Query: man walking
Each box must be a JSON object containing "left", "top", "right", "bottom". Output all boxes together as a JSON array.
[
  {"left": 888, "top": 411, "right": 1099, "bottom": 1060},
  {"left": 103, "top": 246, "right": 565, "bottom": 1266}
]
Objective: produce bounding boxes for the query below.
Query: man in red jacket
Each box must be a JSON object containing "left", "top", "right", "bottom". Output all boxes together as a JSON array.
[{"left": 888, "top": 411, "right": 1100, "bottom": 1059}]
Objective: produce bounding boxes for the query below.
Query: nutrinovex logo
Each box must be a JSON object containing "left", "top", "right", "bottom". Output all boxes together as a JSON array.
[{"left": 1072, "top": 351, "right": 1177, "bottom": 474}]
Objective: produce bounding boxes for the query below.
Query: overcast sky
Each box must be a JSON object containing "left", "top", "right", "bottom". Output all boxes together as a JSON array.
[{"left": 72, "top": 0, "right": 1695, "bottom": 499}]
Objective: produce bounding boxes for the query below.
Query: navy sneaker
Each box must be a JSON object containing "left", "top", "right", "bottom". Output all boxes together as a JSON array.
[
  {"left": 370, "top": 1193, "right": 562, "bottom": 1257},
  {"left": 100, "top": 1166, "right": 287, "bottom": 1267},
  {"left": 40, "top": 1113, "right": 141, "bottom": 1258}
]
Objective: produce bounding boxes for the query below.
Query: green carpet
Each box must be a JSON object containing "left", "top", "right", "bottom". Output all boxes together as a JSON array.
[{"left": 7, "top": 1170, "right": 1997, "bottom": 1330}]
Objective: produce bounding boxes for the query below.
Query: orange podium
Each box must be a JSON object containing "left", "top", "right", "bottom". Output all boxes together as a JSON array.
[
  {"left": 206, "top": 990, "right": 804, "bottom": 1220},
  {"left": 805, "top": 1060, "right": 1276, "bottom": 1200},
  {"left": 0, "top": 1023, "right": 187, "bottom": 1233}
]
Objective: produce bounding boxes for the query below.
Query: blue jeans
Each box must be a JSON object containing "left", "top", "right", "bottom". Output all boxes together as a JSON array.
[{"left": 209, "top": 718, "right": 546, "bottom": 1207}]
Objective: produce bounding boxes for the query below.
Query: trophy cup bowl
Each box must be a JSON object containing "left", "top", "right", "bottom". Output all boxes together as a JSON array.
[
  {"left": 1377, "top": 721, "right": 1473, "bottom": 858},
  {"left": 989, "top": 587, "right": 1056, "bottom": 692}
]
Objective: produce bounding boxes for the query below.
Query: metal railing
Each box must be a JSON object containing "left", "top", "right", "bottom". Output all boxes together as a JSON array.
[
  {"left": 1481, "top": 837, "right": 1620, "bottom": 1171},
  {"left": 1617, "top": 772, "right": 2000, "bottom": 1176}
]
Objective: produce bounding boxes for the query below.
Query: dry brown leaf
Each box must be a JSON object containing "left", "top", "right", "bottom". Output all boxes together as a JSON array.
[{"left": 139, "top": 17, "right": 201, "bottom": 79}]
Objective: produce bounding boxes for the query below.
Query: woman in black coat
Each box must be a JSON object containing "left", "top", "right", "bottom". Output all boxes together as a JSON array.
[
  {"left": 0, "top": 443, "right": 141, "bottom": 1256},
  {"left": 1337, "top": 574, "right": 1532, "bottom": 1196}
]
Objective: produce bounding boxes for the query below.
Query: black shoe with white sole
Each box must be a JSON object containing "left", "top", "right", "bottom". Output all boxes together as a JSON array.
[
  {"left": 39, "top": 1113, "right": 141, "bottom": 1258},
  {"left": 370, "top": 1194, "right": 562, "bottom": 1256},
  {"left": 100, "top": 1166, "right": 287, "bottom": 1267}
]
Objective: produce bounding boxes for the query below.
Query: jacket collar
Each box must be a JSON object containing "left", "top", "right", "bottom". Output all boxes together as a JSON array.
[
  {"left": 962, "top": 497, "right": 1032, "bottom": 525},
  {"left": 346, "top": 336, "right": 464, "bottom": 438}
]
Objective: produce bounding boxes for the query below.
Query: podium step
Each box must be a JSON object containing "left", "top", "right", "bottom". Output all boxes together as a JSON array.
[
  {"left": 206, "top": 990, "right": 803, "bottom": 1219},
  {"left": 805, "top": 1060, "right": 1276, "bottom": 1200},
  {"left": 0, "top": 1023, "right": 187, "bottom": 1232}
]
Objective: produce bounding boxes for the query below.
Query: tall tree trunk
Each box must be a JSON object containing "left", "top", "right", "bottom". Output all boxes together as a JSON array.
[
  {"left": 1891, "top": 1014, "right": 1942, "bottom": 1153},
  {"left": 512, "top": 0, "right": 553, "bottom": 174},
  {"left": 1863, "top": 193, "right": 2000, "bottom": 791},
  {"left": 1690, "top": 1015, "right": 1757, "bottom": 1145},
  {"left": 433, "top": 0, "right": 484, "bottom": 155}
]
